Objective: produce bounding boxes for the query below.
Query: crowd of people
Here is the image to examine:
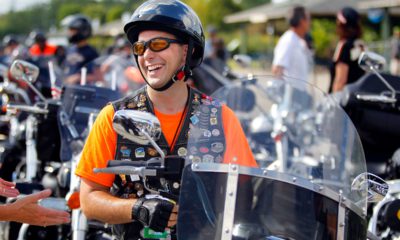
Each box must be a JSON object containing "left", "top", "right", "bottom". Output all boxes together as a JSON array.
[
  {"left": 0, "top": 14, "right": 146, "bottom": 97},
  {"left": 0, "top": 4, "right": 381, "bottom": 96}
]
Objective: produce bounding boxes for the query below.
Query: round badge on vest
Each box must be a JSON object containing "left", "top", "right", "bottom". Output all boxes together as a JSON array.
[
  {"left": 177, "top": 147, "right": 187, "bottom": 157},
  {"left": 203, "top": 154, "right": 214, "bottom": 163},
  {"left": 212, "top": 129, "right": 220, "bottom": 137}
]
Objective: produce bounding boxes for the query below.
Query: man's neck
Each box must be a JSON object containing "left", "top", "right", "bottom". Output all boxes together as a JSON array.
[
  {"left": 76, "top": 40, "right": 88, "bottom": 48},
  {"left": 291, "top": 27, "right": 305, "bottom": 39},
  {"left": 147, "top": 81, "right": 188, "bottom": 114}
]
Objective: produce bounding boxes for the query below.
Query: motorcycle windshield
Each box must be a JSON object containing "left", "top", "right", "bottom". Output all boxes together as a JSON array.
[
  {"left": 77, "top": 53, "right": 145, "bottom": 94},
  {"left": 58, "top": 55, "right": 127, "bottom": 161},
  {"left": 177, "top": 76, "right": 368, "bottom": 240}
]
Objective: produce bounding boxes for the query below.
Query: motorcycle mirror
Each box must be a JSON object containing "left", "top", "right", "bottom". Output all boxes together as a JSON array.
[
  {"left": 351, "top": 172, "right": 389, "bottom": 203},
  {"left": 10, "top": 59, "right": 39, "bottom": 83},
  {"left": 233, "top": 54, "right": 252, "bottom": 68},
  {"left": 358, "top": 51, "right": 386, "bottom": 73},
  {"left": 113, "top": 110, "right": 161, "bottom": 144},
  {"left": 358, "top": 51, "right": 397, "bottom": 100},
  {"left": 9, "top": 60, "right": 47, "bottom": 102},
  {"left": 113, "top": 110, "right": 165, "bottom": 160}
]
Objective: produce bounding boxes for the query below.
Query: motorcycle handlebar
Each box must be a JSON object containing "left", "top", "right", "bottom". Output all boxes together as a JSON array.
[
  {"left": 93, "top": 166, "right": 157, "bottom": 177},
  {"left": 356, "top": 94, "right": 397, "bottom": 104},
  {"left": 6, "top": 103, "right": 49, "bottom": 114},
  {"left": 0, "top": 83, "right": 32, "bottom": 105}
]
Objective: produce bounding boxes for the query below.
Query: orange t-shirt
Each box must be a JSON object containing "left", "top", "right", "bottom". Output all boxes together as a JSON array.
[
  {"left": 153, "top": 109, "right": 184, "bottom": 151},
  {"left": 75, "top": 104, "right": 257, "bottom": 187},
  {"left": 29, "top": 43, "right": 57, "bottom": 56}
]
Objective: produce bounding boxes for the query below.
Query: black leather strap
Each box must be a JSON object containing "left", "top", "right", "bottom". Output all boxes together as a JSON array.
[{"left": 131, "top": 197, "right": 146, "bottom": 221}]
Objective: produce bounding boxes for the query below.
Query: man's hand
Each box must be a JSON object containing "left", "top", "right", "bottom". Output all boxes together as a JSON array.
[
  {"left": 10, "top": 189, "right": 70, "bottom": 226},
  {"left": 272, "top": 65, "right": 284, "bottom": 77},
  {"left": 0, "top": 178, "right": 19, "bottom": 198},
  {"left": 132, "top": 196, "right": 175, "bottom": 232}
]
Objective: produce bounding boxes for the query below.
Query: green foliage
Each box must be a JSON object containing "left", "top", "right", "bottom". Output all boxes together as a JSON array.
[
  {"left": 183, "top": 0, "right": 241, "bottom": 30},
  {"left": 0, "top": 4, "right": 52, "bottom": 37},
  {"left": 311, "top": 19, "right": 337, "bottom": 60},
  {"left": 57, "top": 3, "right": 82, "bottom": 23},
  {"left": 106, "top": 5, "right": 125, "bottom": 22},
  {"left": 235, "top": 0, "right": 270, "bottom": 9},
  {"left": 363, "top": 25, "right": 380, "bottom": 43},
  {"left": 82, "top": 4, "right": 107, "bottom": 23}
]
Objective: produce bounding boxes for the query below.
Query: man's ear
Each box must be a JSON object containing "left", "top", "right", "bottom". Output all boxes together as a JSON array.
[{"left": 181, "top": 45, "right": 189, "bottom": 63}]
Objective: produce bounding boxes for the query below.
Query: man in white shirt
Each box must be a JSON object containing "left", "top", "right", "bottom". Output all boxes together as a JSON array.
[{"left": 272, "top": 5, "right": 312, "bottom": 82}]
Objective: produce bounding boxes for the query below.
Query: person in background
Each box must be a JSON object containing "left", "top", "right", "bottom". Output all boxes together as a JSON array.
[
  {"left": 28, "top": 30, "right": 57, "bottom": 57},
  {"left": 390, "top": 27, "right": 400, "bottom": 76},
  {"left": 61, "top": 14, "right": 99, "bottom": 85},
  {"left": 272, "top": 5, "right": 312, "bottom": 82},
  {"left": 329, "top": 7, "right": 366, "bottom": 93},
  {"left": 1, "top": 35, "right": 29, "bottom": 66},
  {"left": 0, "top": 178, "right": 70, "bottom": 226},
  {"left": 203, "top": 25, "right": 229, "bottom": 72},
  {"left": 101, "top": 36, "right": 145, "bottom": 93}
]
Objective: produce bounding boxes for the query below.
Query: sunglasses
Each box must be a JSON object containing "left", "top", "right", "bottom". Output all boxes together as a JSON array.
[{"left": 132, "top": 37, "right": 184, "bottom": 56}]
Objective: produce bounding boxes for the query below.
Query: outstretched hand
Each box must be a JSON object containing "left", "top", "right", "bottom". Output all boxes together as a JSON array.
[
  {"left": 0, "top": 178, "right": 19, "bottom": 198},
  {"left": 10, "top": 189, "right": 70, "bottom": 226}
]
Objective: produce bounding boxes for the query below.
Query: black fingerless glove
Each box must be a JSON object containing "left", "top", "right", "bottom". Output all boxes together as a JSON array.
[{"left": 132, "top": 197, "right": 174, "bottom": 232}]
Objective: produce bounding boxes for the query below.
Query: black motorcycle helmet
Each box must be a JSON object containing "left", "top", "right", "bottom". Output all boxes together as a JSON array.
[
  {"left": 29, "top": 30, "right": 46, "bottom": 45},
  {"left": 2, "top": 34, "right": 19, "bottom": 47},
  {"left": 124, "top": 0, "right": 205, "bottom": 91},
  {"left": 61, "top": 14, "right": 92, "bottom": 44}
]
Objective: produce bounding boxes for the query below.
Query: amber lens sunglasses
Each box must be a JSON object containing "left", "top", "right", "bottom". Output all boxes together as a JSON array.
[{"left": 132, "top": 37, "right": 184, "bottom": 56}]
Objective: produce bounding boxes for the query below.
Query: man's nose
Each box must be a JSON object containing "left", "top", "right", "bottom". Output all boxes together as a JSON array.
[{"left": 142, "top": 46, "right": 156, "bottom": 59}]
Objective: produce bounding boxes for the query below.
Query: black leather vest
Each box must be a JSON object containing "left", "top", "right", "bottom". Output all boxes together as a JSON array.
[{"left": 110, "top": 86, "right": 225, "bottom": 240}]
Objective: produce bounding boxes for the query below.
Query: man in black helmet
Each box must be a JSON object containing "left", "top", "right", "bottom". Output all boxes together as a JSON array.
[
  {"left": 61, "top": 14, "right": 99, "bottom": 85},
  {"left": 1, "top": 35, "right": 28, "bottom": 66},
  {"left": 76, "top": 1, "right": 256, "bottom": 239},
  {"left": 28, "top": 30, "right": 57, "bottom": 57}
]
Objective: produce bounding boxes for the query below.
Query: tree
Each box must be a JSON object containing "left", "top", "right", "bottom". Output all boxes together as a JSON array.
[
  {"left": 57, "top": 3, "right": 82, "bottom": 24},
  {"left": 82, "top": 4, "right": 107, "bottom": 23},
  {"left": 183, "top": 0, "right": 241, "bottom": 30},
  {"left": 106, "top": 5, "right": 125, "bottom": 22},
  {"left": 236, "top": 0, "right": 270, "bottom": 9}
]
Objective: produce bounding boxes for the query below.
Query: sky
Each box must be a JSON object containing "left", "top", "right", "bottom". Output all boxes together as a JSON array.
[{"left": 0, "top": 0, "right": 50, "bottom": 14}]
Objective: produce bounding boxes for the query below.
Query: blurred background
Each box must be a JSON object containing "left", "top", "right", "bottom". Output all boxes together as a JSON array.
[{"left": 0, "top": 0, "right": 399, "bottom": 91}]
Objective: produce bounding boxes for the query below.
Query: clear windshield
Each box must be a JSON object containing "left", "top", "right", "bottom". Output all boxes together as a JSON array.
[
  {"left": 78, "top": 54, "right": 144, "bottom": 95},
  {"left": 178, "top": 76, "right": 368, "bottom": 239}
]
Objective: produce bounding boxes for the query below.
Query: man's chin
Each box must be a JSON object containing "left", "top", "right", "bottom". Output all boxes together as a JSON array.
[{"left": 146, "top": 79, "right": 168, "bottom": 90}]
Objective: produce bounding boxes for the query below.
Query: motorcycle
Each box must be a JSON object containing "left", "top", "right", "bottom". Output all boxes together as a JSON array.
[
  {"left": 338, "top": 51, "right": 400, "bottom": 239},
  {"left": 94, "top": 76, "right": 387, "bottom": 239},
  {"left": 1, "top": 56, "right": 122, "bottom": 240},
  {"left": 339, "top": 51, "right": 400, "bottom": 180}
]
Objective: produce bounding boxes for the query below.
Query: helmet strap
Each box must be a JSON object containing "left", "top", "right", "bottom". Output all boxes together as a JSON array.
[{"left": 139, "top": 39, "right": 195, "bottom": 92}]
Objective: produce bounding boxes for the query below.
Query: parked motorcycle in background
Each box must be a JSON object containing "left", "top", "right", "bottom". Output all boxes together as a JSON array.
[
  {"left": 94, "top": 76, "right": 387, "bottom": 239},
  {"left": 0, "top": 55, "right": 122, "bottom": 240},
  {"left": 338, "top": 51, "right": 400, "bottom": 239}
]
